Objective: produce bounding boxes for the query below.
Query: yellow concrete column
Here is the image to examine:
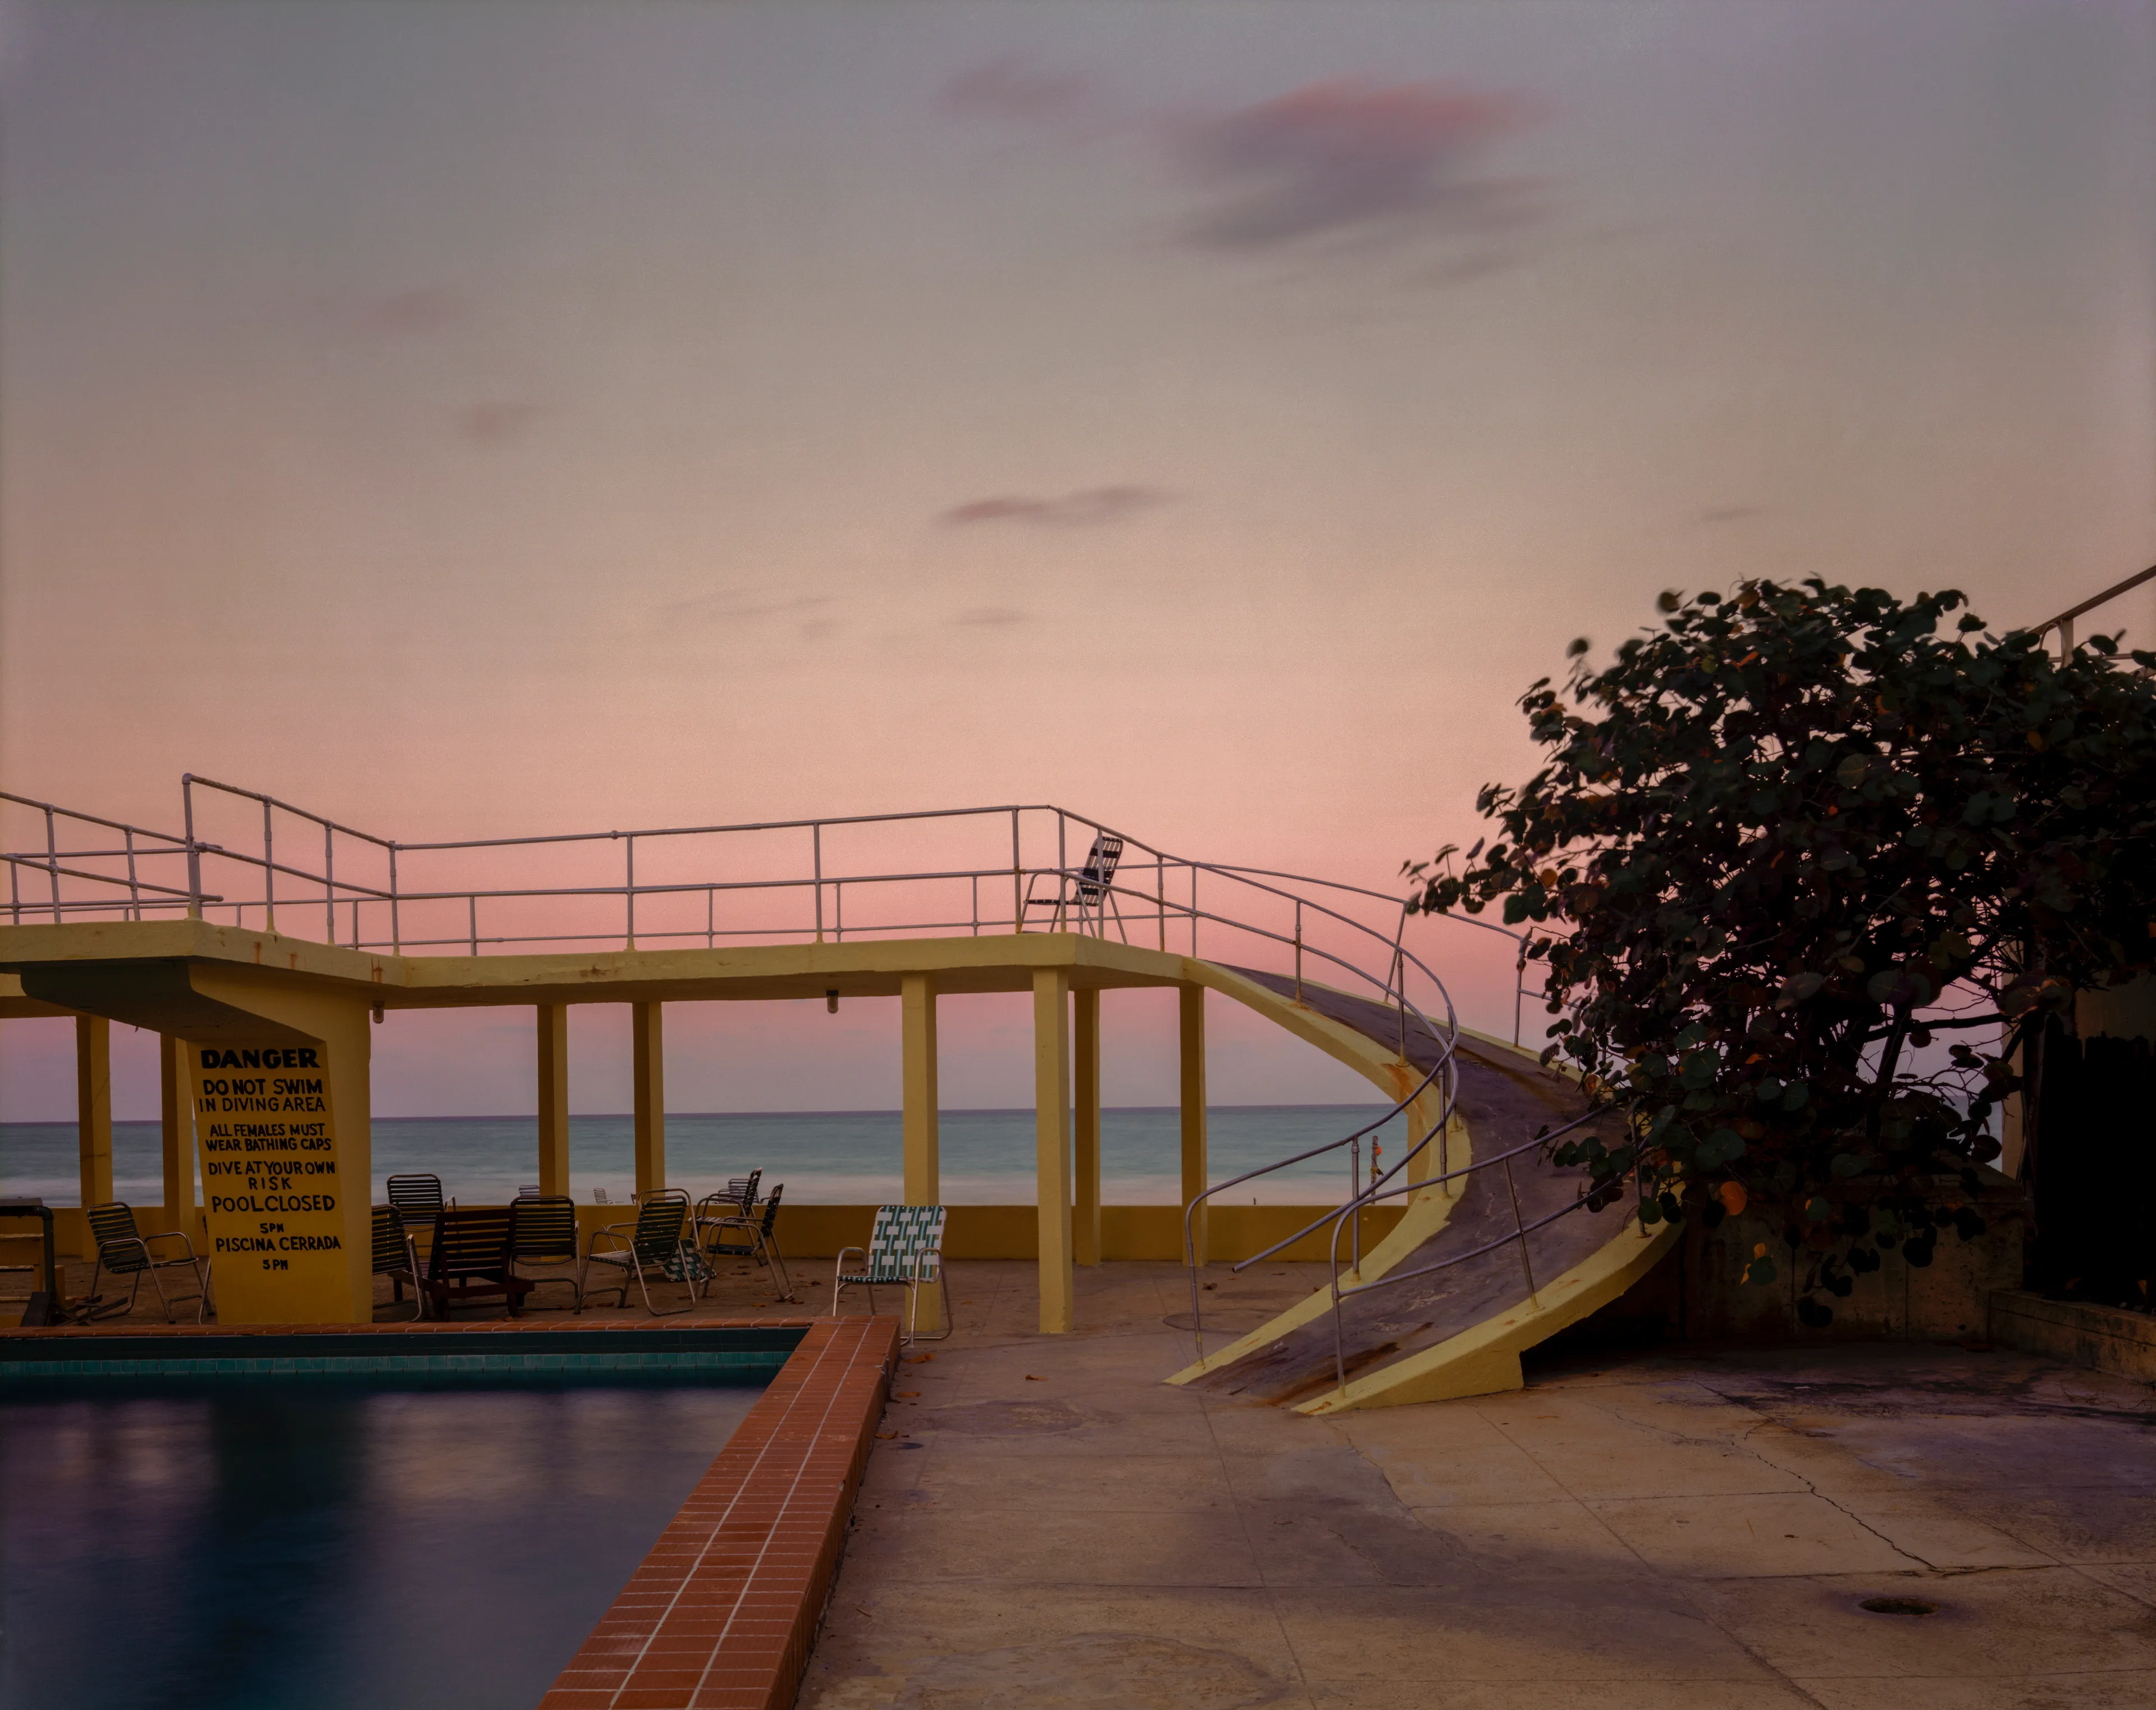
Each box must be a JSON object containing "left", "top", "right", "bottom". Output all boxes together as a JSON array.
[
  {"left": 537, "top": 1003, "right": 570, "bottom": 1198},
  {"left": 76, "top": 1015, "right": 112, "bottom": 1209},
  {"left": 901, "top": 974, "right": 939, "bottom": 1202},
  {"left": 632, "top": 1001, "right": 665, "bottom": 1197},
  {"left": 1074, "top": 987, "right": 1102, "bottom": 1265},
  {"left": 1179, "top": 984, "right": 1207, "bottom": 1266},
  {"left": 159, "top": 1034, "right": 194, "bottom": 1223},
  {"left": 901, "top": 972, "right": 943, "bottom": 1328},
  {"left": 1033, "top": 967, "right": 1074, "bottom": 1333}
]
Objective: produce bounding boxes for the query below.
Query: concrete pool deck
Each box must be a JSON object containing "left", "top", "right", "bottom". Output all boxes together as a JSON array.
[{"left": 801, "top": 1260, "right": 2156, "bottom": 1710}]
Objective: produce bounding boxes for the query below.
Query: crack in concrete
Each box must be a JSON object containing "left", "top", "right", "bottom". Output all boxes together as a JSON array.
[{"left": 1729, "top": 1419, "right": 1937, "bottom": 1571}]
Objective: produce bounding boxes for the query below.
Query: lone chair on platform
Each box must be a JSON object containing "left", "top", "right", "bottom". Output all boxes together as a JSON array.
[
  {"left": 418, "top": 1206, "right": 534, "bottom": 1318},
  {"left": 584, "top": 1189, "right": 702, "bottom": 1316},
  {"left": 1022, "top": 831, "right": 1126, "bottom": 936},
  {"left": 701, "top": 1182, "right": 793, "bottom": 1302},
  {"left": 834, "top": 1204, "right": 949, "bottom": 1344},
  {"left": 510, "top": 1193, "right": 583, "bottom": 1312},
  {"left": 83, "top": 1202, "right": 209, "bottom": 1323},
  {"left": 372, "top": 1205, "right": 424, "bottom": 1320}
]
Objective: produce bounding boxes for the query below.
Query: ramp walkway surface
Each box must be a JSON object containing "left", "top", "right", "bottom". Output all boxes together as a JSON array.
[{"left": 1177, "top": 967, "right": 1675, "bottom": 1412}]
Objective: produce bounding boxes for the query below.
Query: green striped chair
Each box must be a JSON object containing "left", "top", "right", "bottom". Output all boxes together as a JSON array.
[{"left": 835, "top": 1204, "right": 949, "bottom": 1344}]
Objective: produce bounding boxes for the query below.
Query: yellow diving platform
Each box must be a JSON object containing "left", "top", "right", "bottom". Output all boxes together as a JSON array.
[{"left": 1, "top": 779, "right": 1671, "bottom": 1403}]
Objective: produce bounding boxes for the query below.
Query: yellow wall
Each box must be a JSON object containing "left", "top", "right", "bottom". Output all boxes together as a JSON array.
[{"left": 43, "top": 1202, "right": 1397, "bottom": 1269}]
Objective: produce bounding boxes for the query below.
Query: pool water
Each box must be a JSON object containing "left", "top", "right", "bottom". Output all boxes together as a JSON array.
[{"left": 0, "top": 1379, "right": 762, "bottom": 1709}]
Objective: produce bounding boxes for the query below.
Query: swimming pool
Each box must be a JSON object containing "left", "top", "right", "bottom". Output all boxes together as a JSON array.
[{"left": 0, "top": 1334, "right": 794, "bottom": 1710}]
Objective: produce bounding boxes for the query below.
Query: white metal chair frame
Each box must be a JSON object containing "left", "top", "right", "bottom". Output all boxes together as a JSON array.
[
  {"left": 583, "top": 1189, "right": 699, "bottom": 1316},
  {"left": 83, "top": 1202, "right": 209, "bottom": 1323},
  {"left": 1022, "top": 831, "right": 1127, "bottom": 937},
  {"left": 834, "top": 1204, "right": 950, "bottom": 1344},
  {"left": 700, "top": 1182, "right": 794, "bottom": 1302}
]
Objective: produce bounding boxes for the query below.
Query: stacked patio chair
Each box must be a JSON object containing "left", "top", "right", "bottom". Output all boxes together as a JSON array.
[
  {"left": 418, "top": 1206, "right": 534, "bottom": 1318},
  {"left": 693, "top": 1172, "right": 760, "bottom": 1251},
  {"left": 584, "top": 1188, "right": 705, "bottom": 1316},
  {"left": 509, "top": 1193, "right": 583, "bottom": 1311},
  {"left": 372, "top": 1205, "right": 425, "bottom": 1320},
  {"left": 82, "top": 1202, "right": 209, "bottom": 1323},
  {"left": 701, "top": 1182, "right": 794, "bottom": 1302},
  {"left": 834, "top": 1204, "right": 949, "bottom": 1344}
]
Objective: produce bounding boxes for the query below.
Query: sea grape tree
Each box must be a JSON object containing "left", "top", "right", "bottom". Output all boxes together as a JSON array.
[{"left": 1408, "top": 578, "right": 2156, "bottom": 1320}]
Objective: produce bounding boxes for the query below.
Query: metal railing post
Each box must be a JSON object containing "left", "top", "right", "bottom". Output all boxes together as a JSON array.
[
  {"left": 1294, "top": 899, "right": 1303, "bottom": 1002},
  {"left": 1515, "top": 943, "right": 1528, "bottom": 1047},
  {"left": 122, "top": 827, "right": 140, "bottom": 921},
  {"left": 1501, "top": 1151, "right": 1537, "bottom": 1304},
  {"left": 1010, "top": 809, "right": 1022, "bottom": 933},
  {"left": 469, "top": 894, "right": 479, "bottom": 956},
  {"left": 814, "top": 823, "right": 824, "bottom": 943},
  {"left": 44, "top": 808, "right": 61, "bottom": 923},
  {"left": 324, "top": 822, "right": 336, "bottom": 943},
  {"left": 182, "top": 776, "right": 202, "bottom": 920},
  {"left": 624, "top": 832, "right": 636, "bottom": 949},
  {"left": 1349, "top": 1138, "right": 1361, "bottom": 1274},
  {"left": 1157, "top": 857, "right": 1166, "bottom": 951},
  {"left": 262, "top": 797, "right": 276, "bottom": 933},
  {"left": 834, "top": 878, "right": 843, "bottom": 942},
  {"left": 389, "top": 845, "right": 401, "bottom": 953}
]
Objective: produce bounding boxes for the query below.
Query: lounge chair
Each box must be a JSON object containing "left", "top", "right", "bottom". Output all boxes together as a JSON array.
[
  {"left": 418, "top": 1206, "right": 535, "bottom": 1318},
  {"left": 702, "top": 1182, "right": 793, "bottom": 1301},
  {"left": 372, "top": 1205, "right": 424, "bottom": 1320},
  {"left": 83, "top": 1202, "right": 209, "bottom": 1323},
  {"left": 584, "top": 1189, "right": 703, "bottom": 1316},
  {"left": 510, "top": 1193, "right": 583, "bottom": 1312},
  {"left": 835, "top": 1204, "right": 950, "bottom": 1344},
  {"left": 386, "top": 1173, "right": 449, "bottom": 1239}
]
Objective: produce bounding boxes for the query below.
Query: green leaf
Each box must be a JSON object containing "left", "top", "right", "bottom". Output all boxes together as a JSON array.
[{"left": 1776, "top": 972, "right": 1827, "bottom": 1007}]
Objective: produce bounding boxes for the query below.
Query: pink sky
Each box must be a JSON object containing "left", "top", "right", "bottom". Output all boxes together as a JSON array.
[{"left": 4, "top": 0, "right": 2153, "bottom": 1119}]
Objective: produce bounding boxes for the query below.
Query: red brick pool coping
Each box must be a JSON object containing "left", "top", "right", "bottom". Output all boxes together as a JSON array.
[{"left": 2, "top": 1312, "right": 902, "bottom": 1710}]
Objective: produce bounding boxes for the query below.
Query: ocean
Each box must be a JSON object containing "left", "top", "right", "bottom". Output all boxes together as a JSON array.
[{"left": 1, "top": 1105, "right": 1406, "bottom": 1208}]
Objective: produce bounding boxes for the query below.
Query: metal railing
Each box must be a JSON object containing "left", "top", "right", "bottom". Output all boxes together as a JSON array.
[
  {"left": 10, "top": 779, "right": 1537, "bottom": 1038},
  {"left": 2, "top": 792, "right": 214, "bottom": 924}
]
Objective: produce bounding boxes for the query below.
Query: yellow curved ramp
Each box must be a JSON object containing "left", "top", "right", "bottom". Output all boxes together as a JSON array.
[{"left": 1171, "top": 970, "right": 1674, "bottom": 1411}]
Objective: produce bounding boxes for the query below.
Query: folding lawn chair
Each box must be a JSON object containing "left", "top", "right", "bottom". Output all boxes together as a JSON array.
[{"left": 834, "top": 1204, "right": 949, "bottom": 1344}]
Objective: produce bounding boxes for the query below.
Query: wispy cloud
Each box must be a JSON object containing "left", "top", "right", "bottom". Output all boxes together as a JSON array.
[
  {"left": 454, "top": 400, "right": 547, "bottom": 446},
  {"left": 940, "top": 57, "right": 1095, "bottom": 125},
  {"left": 953, "top": 605, "right": 1031, "bottom": 627},
  {"left": 942, "top": 61, "right": 1544, "bottom": 267},
  {"left": 353, "top": 287, "right": 469, "bottom": 335},
  {"left": 939, "top": 485, "right": 1172, "bottom": 528},
  {"left": 655, "top": 591, "right": 835, "bottom": 623},
  {"left": 1174, "top": 80, "right": 1538, "bottom": 252}
]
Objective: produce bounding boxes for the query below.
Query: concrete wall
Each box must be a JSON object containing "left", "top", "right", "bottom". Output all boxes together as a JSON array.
[
  {"left": 1991, "top": 1289, "right": 2156, "bottom": 1381},
  {"left": 1575, "top": 1173, "right": 2025, "bottom": 1345}
]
